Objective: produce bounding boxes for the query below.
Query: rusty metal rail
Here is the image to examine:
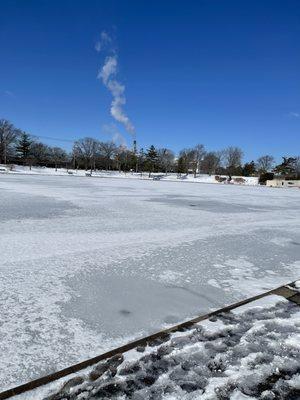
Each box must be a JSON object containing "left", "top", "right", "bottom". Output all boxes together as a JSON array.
[{"left": 0, "top": 280, "right": 299, "bottom": 400}]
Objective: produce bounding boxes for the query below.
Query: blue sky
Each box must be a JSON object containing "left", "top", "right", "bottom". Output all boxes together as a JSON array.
[{"left": 0, "top": 0, "right": 299, "bottom": 162}]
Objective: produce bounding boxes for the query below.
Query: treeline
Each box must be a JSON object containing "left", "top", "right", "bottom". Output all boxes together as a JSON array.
[{"left": 1, "top": 119, "right": 299, "bottom": 179}]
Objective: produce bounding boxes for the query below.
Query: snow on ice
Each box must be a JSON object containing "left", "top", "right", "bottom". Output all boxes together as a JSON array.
[
  {"left": 0, "top": 173, "right": 299, "bottom": 391},
  {"left": 16, "top": 295, "right": 300, "bottom": 400}
]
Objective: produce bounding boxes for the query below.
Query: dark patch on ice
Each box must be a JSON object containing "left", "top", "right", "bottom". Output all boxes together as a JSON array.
[
  {"left": 119, "top": 309, "right": 132, "bottom": 316},
  {"left": 63, "top": 274, "right": 224, "bottom": 338},
  {"left": 0, "top": 190, "right": 77, "bottom": 221},
  {"left": 146, "top": 197, "right": 273, "bottom": 213}
]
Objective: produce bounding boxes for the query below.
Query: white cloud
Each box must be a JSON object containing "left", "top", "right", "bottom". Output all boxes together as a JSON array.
[{"left": 289, "top": 112, "right": 300, "bottom": 118}]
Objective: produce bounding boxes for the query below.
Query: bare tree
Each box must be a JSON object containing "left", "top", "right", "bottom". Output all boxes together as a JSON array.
[
  {"left": 256, "top": 155, "right": 275, "bottom": 173},
  {"left": 292, "top": 156, "right": 300, "bottom": 179},
  {"left": 187, "top": 149, "right": 197, "bottom": 177},
  {"left": 73, "top": 137, "right": 98, "bottom": 171},
  {"left": 0, "top": 119, "right": 19, "bottom": 164},
  {"left": 178, "top": 148, "right": 197, "bottom": 174},
  {"left": 224, "top": 146, "right": 243, "bottom": 176},
  {"left": 99, "top": 141, "right": 117, "bottom": 170},
  {"left": 157, "top": 148, "right": 175, "bottom": 174},
  {"left": 294, "top": 156, "right": 300, "bottom": 170},
  {"left": 201, "top": 151, "right": 221, "bottom": 175},
  {"left": 193, "top": 144, "right": 206, "bottom": 177},
  {"left": 181, "top": 145, "right": 206, "bottom": 178},
  {"left": 29, "top": 142, "right": 51, "bottom": 165},
  {"left": 114, "top": 145, "right": 129, "bottom": 172},
  {"left": 49, "top": 147, "right": 68, "bottom": 171}
]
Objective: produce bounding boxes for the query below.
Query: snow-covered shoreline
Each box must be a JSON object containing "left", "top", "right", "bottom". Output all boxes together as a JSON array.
[{"left": 0, "top": 164, "right": 259, "bottom": 185}]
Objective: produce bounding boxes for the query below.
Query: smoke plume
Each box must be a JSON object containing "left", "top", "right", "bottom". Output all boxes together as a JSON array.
[
  {"left": 96, "top": 32, "right": 135, "bottom": 136},
  {"left": 103, "top": 123, "right": 127, "bottom": 147}
]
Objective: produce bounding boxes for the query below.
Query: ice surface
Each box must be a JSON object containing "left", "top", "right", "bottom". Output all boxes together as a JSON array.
[{"left": 0, "top": 174, "right": 299, "bottom": 391}]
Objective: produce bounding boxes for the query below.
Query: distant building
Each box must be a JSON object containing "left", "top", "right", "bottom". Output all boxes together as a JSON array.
[{"left": 266, "top": 179, "right": 300, "bottom": 188}]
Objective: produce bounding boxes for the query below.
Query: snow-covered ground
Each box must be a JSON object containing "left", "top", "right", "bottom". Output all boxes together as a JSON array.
[
  {"left": 0, "top": 164, "right": 259, "bottom": 185},
  {"left": 0, "top": 173, "right": 299, "bottom": 391},
  {"left": 16, "top": 295, "right": 300, "bottom": 400}
]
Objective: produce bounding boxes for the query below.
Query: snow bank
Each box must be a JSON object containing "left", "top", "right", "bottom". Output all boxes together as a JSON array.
[{"left": 1, "top": 164, "right": 259, "bottom": 185}]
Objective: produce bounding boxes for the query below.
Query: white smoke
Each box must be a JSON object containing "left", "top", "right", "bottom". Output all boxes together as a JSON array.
[
  {"left": 98, "top": 56, "right": 117, "bottom": 84},
  {"left": 96, "top": 32, "right": 135, "bottom": 135},
  {"left": 95, "top": 31, "right": 112, "bottom": 53},
  {"left": 103, "top": 123, "right": 127, "bottom": 147}
]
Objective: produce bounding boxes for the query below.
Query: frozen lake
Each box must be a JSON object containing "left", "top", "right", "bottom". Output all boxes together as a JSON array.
[{"left": 0, "top": 174, "right": 300, "bottom": 390}]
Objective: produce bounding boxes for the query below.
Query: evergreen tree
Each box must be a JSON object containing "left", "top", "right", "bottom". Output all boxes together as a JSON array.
[
  {"left": 137, "top": 148, "right": 145, "bottom": 173},
  {"left": 146, "top": 145, "right": 158, "bottom": 177},
  {"left": 242, "top": 161, "right": 256, "bottom": 176},
  {"left": 16, "top": 132, "right": 33, "bottom": 163},
  {"left": 274, "top": 157, "right": 296, "bottom": 176},
  {"left": 259, "top": 172, "right": 274, "bottom": 184},
  {"left": 177, "top": 156, "right": 186, "bottom": 175},
  {"left": 126, "top": 150, "right": 138, "bottom": 172}
]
